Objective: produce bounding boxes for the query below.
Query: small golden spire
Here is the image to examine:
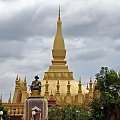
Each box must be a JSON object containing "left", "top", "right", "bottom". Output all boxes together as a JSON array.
[
  {"left": 67, "top": 80, "right": 71, "bottom": 94},
  {"left": 24, "top": 76, "right": 27, "bottom": 87},
  {"left": 79, "top": 77, "right": 81, "bottom": 83},
  {"left": 89, "top": 77, "right": 93, "bottom": 91},
  {"left": 68, "top": 80, "right": 70, "bottom": 84},
  {"left": 90, "top": 77, "right": 92, "bottom": 83},
  {"left": 50, "top": 89, "right": 53, "bottom": 98},
  {"left": 86, "top": 83, "right": 89, "bottom": 90},
  {"left": 57, "top": 79, "right": 59, "bottom": 85},
  {"left": 19, "top": 77, "right": 21, "bottom": 81},
  {"left": 46, "top": 77, "right": 48, "bottom": 84},
  {"left": 45, "top": 79, "right": 49, "bottom": 94},
  {"left": 16, "top": 74, "right": 18, "bottom": 81},
  {"left": 78, "top": 77, "right": 82, "bottom": 93},
  {"left": 56, "top": 80, "right": 60, "bottom": 94},
  {"left": 24, "top": 76, "right": 26, "bottom": 82},
  {"left": 8, "top": 92, "right": 11, "bottom": 103}
]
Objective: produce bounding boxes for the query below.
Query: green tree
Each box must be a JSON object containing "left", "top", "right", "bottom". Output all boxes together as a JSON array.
[
  {"left": 91, "top": 67, "right": 120, "bottom": 120},
  {"left": 61, "top": 105, "right": 91, "bottom": 120},
  {"left": 48, "top": 106, "right": 63, "bottom": 120},
  {"left": 91, "top": 99, "right": 105, "bottom": 120},
  {"left": 48, "top": 105, "right": 91, "bottom": 120},
  {"left": 0, "top": 103, "right": 10, "bottom": 120}
]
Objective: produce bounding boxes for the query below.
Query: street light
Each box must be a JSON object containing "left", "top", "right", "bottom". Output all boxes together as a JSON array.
[
  {"left": 0, "top": 111, "right": 3, "bottom": 120},
  {"left": 13, "top": 108, "right": 16, "bottom": 120}
]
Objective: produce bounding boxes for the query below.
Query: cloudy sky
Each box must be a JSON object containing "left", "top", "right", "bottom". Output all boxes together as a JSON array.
[{"left": 0, "top": 0, "right": 120, "bottom": 102}]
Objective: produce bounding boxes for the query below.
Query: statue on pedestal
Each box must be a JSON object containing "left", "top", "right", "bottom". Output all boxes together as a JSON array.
[{"left": 30, "top": 75, "right": 41, "bottom": 95}]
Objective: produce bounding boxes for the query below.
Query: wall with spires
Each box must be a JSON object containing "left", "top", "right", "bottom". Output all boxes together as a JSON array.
[
  {"left": 10, "top": 75, "right": 99, "bottom": 106},
  {"left": 12, "top": 74, "right": 28, "bottom": 103}
]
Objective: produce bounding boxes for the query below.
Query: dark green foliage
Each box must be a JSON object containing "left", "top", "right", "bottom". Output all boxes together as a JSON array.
[
  {"left": 91, "top": 99, "right": 105, "bottom": 120},
  {"left": 0, "top": 103, "right": 10, "bottom": 120},
  {"left": 48, "top": 105, "right": 91, "bottom": 120},
  {"left": 91, "top": 67, "right": 120, "bottom": 120},
  {"left": 96, "top": 67, "right": 120, "bottom": 100},
  {"left": 48, "top": 106, "right": 63, "bottom": 120}
]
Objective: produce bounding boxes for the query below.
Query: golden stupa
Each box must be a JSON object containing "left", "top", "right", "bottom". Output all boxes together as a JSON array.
[
  {"left": 40, "top": 7, "right": 88, "bottom": 99},
  {"left": 1, "top": 8, "right": 99, "bottom": 119}
]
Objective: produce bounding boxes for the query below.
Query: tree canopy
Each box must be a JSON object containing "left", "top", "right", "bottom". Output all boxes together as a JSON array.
[
  {"left": 0, "top": 103, "right": 9, "bottom": 120},
  {"left": 48, "top": 105, "right": 91, "bottom": 120},
  {"left": 91, "top": 67, "right": 120, "bottom": 120}
]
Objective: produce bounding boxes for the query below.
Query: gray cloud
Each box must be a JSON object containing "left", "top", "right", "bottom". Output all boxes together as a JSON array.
[
  {"left": 114, "top": 45, "right": 120, "bottom": 51},
  {"left": 63, "top": 9, "right": 120, "bottom": 39},
  {"left": 0, "top": 6, "right": 56, "bottom": 40},
  {"left": 0, "top": 41, "right": 25, "bottom": 62},
  {"left": 71, "top": 49, "right": 106, "bottom": 61}
]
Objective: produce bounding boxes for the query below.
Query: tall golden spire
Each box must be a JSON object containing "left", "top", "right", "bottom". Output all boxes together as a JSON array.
[
  {"left": 52, "top": 6, "right": 66, "bottom": 65},
  {"left": 43, "top": 7, "right": 74, "bottom": 81}
]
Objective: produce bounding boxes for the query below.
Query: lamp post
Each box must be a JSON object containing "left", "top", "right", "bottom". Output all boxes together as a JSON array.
[
  {"left": 0, "top": 111, "right": 3, "bottom": 120},
  {"left": 13, "top": 108, "right": 16, "bottom": 120}
]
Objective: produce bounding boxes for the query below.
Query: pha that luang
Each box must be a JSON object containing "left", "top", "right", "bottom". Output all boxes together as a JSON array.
[{"left": 2, "top": 7, "right": 99, "bottom": 119}]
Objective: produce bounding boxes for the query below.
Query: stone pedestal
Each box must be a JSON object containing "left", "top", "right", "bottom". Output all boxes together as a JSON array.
[{"left": 24, "top": 97, "right": 48, "bottom": 120}]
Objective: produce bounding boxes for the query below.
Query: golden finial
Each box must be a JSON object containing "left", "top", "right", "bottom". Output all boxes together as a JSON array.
[
  {"left": 68, "top": 80, "right": 70, "bottom": 84},
  {"left": 67, "top": 80, "right": 71, "bottom": 94},
  {"left": 46, "top": 78, "right": 48, "bottom": 84},
  {"left": 8, "top": 92, "right": 11, "bottom": 103},
  {"left": 78, "top": 78, "right": 82, "bottom": 94},
  {"left": 16, "top": 74, "right": 18, "bottom": 80},
  {"left": 86, "top": 83, "right": 89, "bottom": 90},
  {"left": 79, "top": 77, "right": 81, "bottom": 83},
  {"left": 58, "top": 5, "right": 61, "bottom": 20},
  {"left": 90, "top": 77, "right": 92, "bottom": 83},
  {"left": 24, "top": 76, "right": 26, "bottom": 82},
  {"left": 56, "top": 80, "right": 60, "bottom": 94},
  {"left": 57, "top": 79, "right": 59, "bottom": 84},
  {"left": 89, "top": 77, "right": 93, "bottom": 91}
]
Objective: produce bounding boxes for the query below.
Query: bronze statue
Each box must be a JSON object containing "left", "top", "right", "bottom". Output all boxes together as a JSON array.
[{"left": 30, "top": 75, "right": 41, "bottom": 95}]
